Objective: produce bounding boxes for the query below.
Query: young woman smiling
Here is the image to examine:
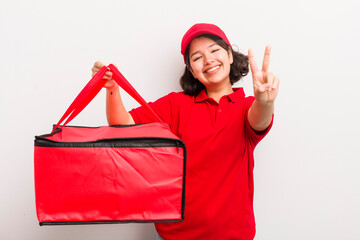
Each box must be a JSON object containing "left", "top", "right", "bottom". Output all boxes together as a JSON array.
[
  {"left": 186, "top": 36, "right": 234, "bottom": 102},
  {"left": 92, "top": 23, "right": 279, "bottom": 240}
]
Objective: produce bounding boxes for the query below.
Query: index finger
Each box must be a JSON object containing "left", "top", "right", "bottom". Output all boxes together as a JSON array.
[
  {"left": 262, "top": 45, "right": 271, "bottom": 72},
  {"left": 248, "top": 48, "right": 259, "bottom": 74},
  {"left": 94, "top": 61, "right": 105, "bottom": 69}
]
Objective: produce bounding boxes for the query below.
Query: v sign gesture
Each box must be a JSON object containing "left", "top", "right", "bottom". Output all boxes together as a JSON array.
[
  {"left": 247, "top": 46, "right": 279, "bottom": 131},
  {"left": 248, "top": 46, "right": 279, "bottom": 103}
]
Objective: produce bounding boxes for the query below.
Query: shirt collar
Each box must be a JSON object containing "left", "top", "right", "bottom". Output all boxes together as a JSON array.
[{"left": 195, "top": 88, "right": 245, "bottom": 103}]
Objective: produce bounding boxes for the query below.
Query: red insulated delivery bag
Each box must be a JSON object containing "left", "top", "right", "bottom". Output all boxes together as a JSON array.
[{"left": 34, "top": 65, "right": 186, "bottom": 225}]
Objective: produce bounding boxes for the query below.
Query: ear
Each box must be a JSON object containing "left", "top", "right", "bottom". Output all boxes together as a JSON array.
[
  {"left": 187, "top": 64, "right": 195, "bottom": 76},
  {"left": 228, "top": 49, "right": 234, "bottom": 64}
]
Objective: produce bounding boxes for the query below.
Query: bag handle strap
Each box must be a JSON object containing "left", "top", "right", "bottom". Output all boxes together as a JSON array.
[
  {"left": 52, "top": 65, "right": 163, "bottom": 133},
  {"left": 108, "top": 64, "right": 163, "bottom": 123}
]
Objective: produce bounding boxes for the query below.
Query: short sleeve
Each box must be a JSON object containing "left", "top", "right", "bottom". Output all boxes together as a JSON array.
[{"left": 243, "top": 96, "right": 274, "bottom": 147}]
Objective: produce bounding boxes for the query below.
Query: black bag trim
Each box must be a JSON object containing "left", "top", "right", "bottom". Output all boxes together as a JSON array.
[
  {"left": 39, "top": 218, "right": 184, "bottom": 226},
  {"left": 35, "top": 136, "right": 185, "bottom": 148}
]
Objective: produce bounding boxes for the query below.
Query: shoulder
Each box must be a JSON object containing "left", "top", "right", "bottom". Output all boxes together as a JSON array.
[
  {"left": 167, "top": 91, "right": 192, "bottom": 99},
  {"left": 158, "top": 91, "right": 194, "bottom": 104},
  {"left": 231, "top": 88, "right": 255, "bottom": 108},
  {"left": 241, "top": 96, "right": 255, "bottom": 111},
  {"left": 245, "top": 95, "right": 255, "bottom": 103}
]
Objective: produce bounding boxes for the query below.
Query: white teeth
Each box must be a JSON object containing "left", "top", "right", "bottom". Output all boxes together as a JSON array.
[{"left": 206, "top": 66, "right": 220, "bottom": 73}]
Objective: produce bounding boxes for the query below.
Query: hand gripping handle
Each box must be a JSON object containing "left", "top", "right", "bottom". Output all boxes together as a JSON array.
[{"left": 52, "top": 65, "right": 163, "bottom": 133}]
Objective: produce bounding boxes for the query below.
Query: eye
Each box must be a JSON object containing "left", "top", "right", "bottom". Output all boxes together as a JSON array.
[
  {"left": 211, "top": 49, "right": 220, "bottom": 53},
  {"left": 193, "top": 56, "right": 202, "bottom": 62}
]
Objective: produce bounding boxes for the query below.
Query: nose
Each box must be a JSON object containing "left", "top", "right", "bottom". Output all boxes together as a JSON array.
[{"left": 203, "top": 53, "right": 214, "bottom": 65}]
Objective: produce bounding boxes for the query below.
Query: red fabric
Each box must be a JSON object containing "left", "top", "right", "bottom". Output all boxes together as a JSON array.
[
  {"left": 35, "top": 66, "right": 184, "bottom": 225},
  {"left": 181, "top": 23, "right": 231, "bottom": 61},
  {"left": 35, "top": 123, "right": 185, "bottom": 224},
  {"left": 53, "top": 65, "right": 162, "bottom": 133},
  {"left": 130, "top": 89, "right": 273, "bottom": 240},
  {"left": 46, "top": 123, "right": 175, "bottom": 142},
  {"left": 108, "top": 64, "right": 163, "bottom": 123},
  {"left": 53, "top": 66, "right": 108, "bottom": 132}
]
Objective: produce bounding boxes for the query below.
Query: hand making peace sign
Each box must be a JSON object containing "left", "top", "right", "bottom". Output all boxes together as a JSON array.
[{"left": 248, "top": 46, "right": 279, "bottom": 104}]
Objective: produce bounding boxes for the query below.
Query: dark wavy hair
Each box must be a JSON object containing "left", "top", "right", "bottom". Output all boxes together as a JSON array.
[{"left": 180, "top": 34, "right": 249, "bottom": 96}]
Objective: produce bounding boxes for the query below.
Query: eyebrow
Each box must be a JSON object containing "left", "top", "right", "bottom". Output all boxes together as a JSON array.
[{"left": 190, "top": 43, "right": 218, "bottom": 59}]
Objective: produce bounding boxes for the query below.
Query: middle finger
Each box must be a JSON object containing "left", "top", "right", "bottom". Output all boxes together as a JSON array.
[{"left": 261, "top": 45, "right": 271, "bottom": 72}]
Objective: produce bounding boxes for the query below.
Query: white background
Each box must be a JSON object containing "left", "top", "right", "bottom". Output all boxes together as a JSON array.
[{"left": 1, "top": 0, "right": 359, "bottom": 239}]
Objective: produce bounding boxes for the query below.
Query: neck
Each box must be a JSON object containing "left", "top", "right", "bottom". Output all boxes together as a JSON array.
[{"left": 205, "top": 84, "right": 233, "bottom": 103}]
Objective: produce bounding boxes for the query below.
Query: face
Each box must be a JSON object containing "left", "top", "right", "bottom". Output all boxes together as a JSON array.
[{"left": 188, "top": 37, "right": 233, "bottom": 90}]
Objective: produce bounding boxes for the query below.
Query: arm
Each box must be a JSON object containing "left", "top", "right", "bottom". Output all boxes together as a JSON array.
[
  {"left": 92, "top": 61, "right": 135, "bottom": 125},
  {"left": 106, "top": 84, "right": 135, "bottom": 125},
  {"left": 247, "top": 46, "right": 279, "bottom": 131},
  {"left": 248, "top": 100, "right": 274, "bottom": 131}
]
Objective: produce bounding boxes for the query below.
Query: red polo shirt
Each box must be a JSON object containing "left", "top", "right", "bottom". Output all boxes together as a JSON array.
[{"left": 129, "top": 88, "right": 272, "bottom": 240}]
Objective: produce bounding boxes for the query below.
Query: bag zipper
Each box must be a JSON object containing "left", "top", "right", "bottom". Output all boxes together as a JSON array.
[{"left": 35, "top": 136, "right": 185, "bottom": 149}]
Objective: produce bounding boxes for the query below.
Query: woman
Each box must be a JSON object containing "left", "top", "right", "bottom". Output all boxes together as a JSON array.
[{"left": 92, "top": 23, "right": 279, "bottom": 240}]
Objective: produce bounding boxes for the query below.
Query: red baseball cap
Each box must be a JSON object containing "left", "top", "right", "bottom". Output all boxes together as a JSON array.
[{"left": 181, "top": 23, "right": 231, "bottom": 62}]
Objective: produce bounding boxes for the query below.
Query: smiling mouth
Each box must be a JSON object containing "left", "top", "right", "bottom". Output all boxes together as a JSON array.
[{"left": 205, "top": 65, "right": 220, "bottom": 73}]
